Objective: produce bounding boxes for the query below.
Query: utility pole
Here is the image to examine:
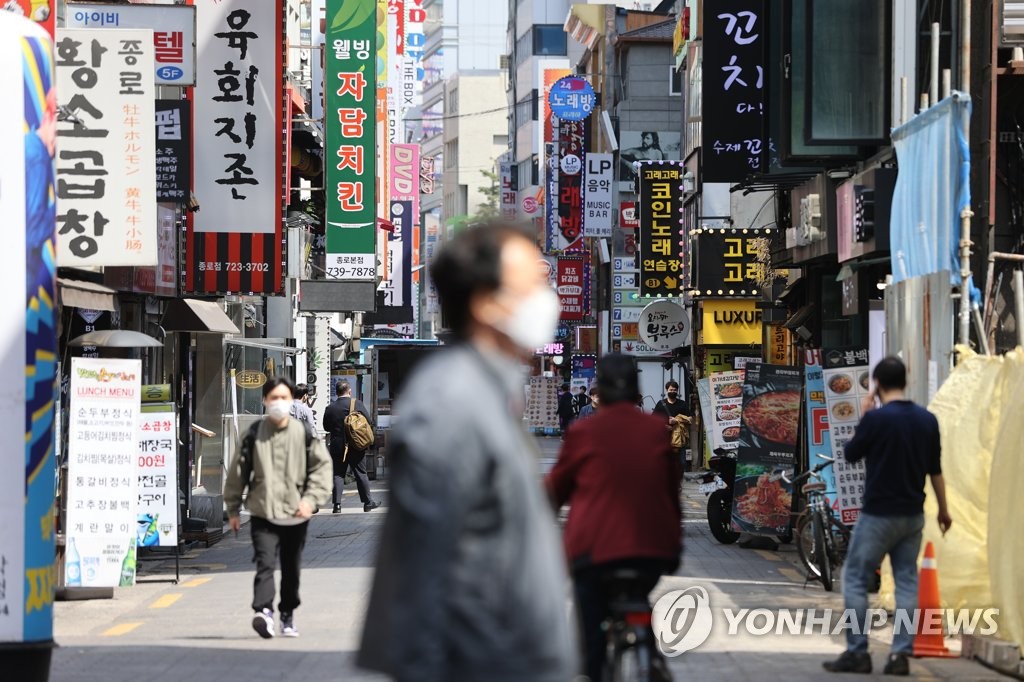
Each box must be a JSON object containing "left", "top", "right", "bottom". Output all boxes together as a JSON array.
[{"left": 957, "top": 0, "right": 974, "bottom": 346}]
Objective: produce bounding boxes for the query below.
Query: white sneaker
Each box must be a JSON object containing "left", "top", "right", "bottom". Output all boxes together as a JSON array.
[
  {"left": 280, "top": 612, "right": 299, "bottom": 638},
  {"left": 252, "top": 608, "right": 274, "bottom": 639}
]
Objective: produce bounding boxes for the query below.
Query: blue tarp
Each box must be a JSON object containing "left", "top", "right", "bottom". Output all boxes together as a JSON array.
[{"left": 890, "top": 93, "right": 980, "bottom": 302}]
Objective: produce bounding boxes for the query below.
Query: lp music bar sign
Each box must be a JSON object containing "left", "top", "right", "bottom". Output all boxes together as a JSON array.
[{"left": 584, "top": 153, "right": 612, "bottom": 238}]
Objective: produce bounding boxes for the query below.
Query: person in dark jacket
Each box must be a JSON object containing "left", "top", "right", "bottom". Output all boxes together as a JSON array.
[
  {"left": 358, "top": 220, "right": 577, "bottom": 682},
  {"left": 546, "top": 354, "right": 682, "bottom": 682},
  {"left": 322, "top": 382, "right": 379, "bottom": 513},
  {"left": 557, "top": 383, "right": 575, "bottom": 435}
]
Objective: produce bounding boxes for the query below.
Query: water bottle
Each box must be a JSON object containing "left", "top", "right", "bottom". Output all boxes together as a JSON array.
[{"left": 65, "top": 537, "right": 81, "bottom": 586}]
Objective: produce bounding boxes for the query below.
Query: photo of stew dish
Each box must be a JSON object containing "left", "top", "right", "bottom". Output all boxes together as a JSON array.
[
  {"left": 742, "top": 390, "right": 801, "bottom": 446},
  {"left": 717, "top": 404, "right": 741, "bottom": 421},
  {"left": 716, "top": 383, "right": 743, "bottom": 399},
  {"left": 828, "top": 374, "right": 852, "bottom": 394},
  {"left": 722, "top": 426, "right": 740, "bottom": 442},
  {"left": 733, "top": 473, "right": 792, "bottom": 531},
  {"left": 860, "top": 372, "right": 870, "bottom": 390},
  {"left": 832, "top": 401, "right": 856, "bottom": 420}
]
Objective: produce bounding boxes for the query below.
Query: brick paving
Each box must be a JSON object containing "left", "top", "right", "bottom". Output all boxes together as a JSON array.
[{"left": 50, "top": 438, "right": 999, "bottom": 681}]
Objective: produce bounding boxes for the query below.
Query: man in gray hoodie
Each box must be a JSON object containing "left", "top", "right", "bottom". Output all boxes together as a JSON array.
[{"left": 358, "top": 221, "right": 577, "bottom": 681}]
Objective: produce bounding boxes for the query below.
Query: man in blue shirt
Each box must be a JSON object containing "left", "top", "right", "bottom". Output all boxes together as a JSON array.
[{"left": 824, "top": 357, "right": 952, "bottom": 676}]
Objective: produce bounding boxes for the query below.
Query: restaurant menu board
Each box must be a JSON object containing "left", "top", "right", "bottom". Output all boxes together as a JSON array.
[
  {"left": 709, "top": 370, "right": 744, "bottom": 451},
  {"left": 66, "top": 358, "right": 141, "bottom": 587},
  {"left": 803, "top": 350, "right": 838, "bottom": 511},
  {"left": 525, "top": 375, "right": 559, "bottom": 433},
  {"left": 731, "top": 363, "right": 802, "bottom": 536},
  {"left": 137, "top": 404, "right": 178, "bottom": 548},
  {"left": 821, "top": 348, "right": 870, "bottom": 524}
]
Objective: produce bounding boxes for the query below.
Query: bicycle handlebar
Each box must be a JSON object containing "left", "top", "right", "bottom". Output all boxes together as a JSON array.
[{"left": 781, "top": 457, "right": 835, "bottom": 485}]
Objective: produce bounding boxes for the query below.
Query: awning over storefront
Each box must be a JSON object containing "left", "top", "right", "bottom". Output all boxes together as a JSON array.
[
  {"left": 57, "top": 278, "right": 117, "bottom": 311},
  {"left": 225, "top": 338, "right": 302, "bottom": 355},
  {"left": 162, "top": 298, "right": 240, "bottom": 334}
]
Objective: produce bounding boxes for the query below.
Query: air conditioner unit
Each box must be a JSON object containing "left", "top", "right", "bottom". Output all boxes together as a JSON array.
[{"left": 799, "top": 193, "right": 823, "bottom": 245}]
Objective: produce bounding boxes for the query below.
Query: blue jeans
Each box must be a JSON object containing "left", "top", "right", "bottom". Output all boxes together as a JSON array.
[{"left": 842, "top": 511, "right": 924, "bottom": 654}]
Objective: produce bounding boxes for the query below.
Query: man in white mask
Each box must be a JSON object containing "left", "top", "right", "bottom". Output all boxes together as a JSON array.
[
  {"left": 358, "top": 221, "right": 578, "bottom": 681},
  {"left": 224, "top": 377, "right": 332, "bottom": 639}
]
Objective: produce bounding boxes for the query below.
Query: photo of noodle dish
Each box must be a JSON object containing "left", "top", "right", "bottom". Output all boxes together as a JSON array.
[{"left": 731, "top": 466, "right": 794, "bottom": 533}]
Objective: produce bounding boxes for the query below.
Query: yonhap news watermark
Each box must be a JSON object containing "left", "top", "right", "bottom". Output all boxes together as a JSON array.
[{"left": 652, "top": 587, "right": 1000, "bottom": 657}]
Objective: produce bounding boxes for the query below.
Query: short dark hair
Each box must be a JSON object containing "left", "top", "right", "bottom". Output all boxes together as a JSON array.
[
  {"left": 666, "top": 380, "right": 679, "bottom": 390},
  {"left": 873, "top": 356, "right": 907, "bottom": 392},
  {"left": 262, "top": 376, "right": 296, "bottom": 399},
  {"left": 337, "top": 381, "right": 352, "bottom": 396},
  {"left": 588, "top": 387, "right": 599, "bottom": 397},
  {"left": 597, "top": 354, "right": 639, "bottom": 405},
  {"left": 294, "top": 383, "right": 310, "bottom": 400},
  {"left": 429, "top": 219, "right": 537, "bottom": 338}
]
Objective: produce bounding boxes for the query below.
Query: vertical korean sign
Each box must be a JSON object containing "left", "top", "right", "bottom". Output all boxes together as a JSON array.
[
  {"left": 137, "top": 404, "right": 178, "bottom": 548},
  {"left": 499, "top": 160, "right": 516, "bottom": 219},
  {"left": 553, "top": 118, "right": 585, "bottom": 252},
  {"left": 731, "top": 362, "right": 801, "bottom": 536},
  {"left": 190, "top": 0, "right": 284, "bottom": 295},
  {"left": 584, "top": 153, "right": 613, "bottom": 238},
  {"left": 56, "top": 28, "right": 156, "bottom": 267},
  {"left": 803, "top": 349, "right": 838, "bottom": 510},
  {"left": 821, "top": 348, "right": 870, "bottom": 524},
  {"left": 702, "top": 0, "right": 766, "bottom": 182},
  {"left": 637, "top": 161, "right": 684, "bottom": 298},
  {"left": 0, "top": 13, "right": 57, "bottom": 645},
  {"left": 325, "top": 0, "right": 377, "bottom": 280},
  {"left": 557, "top": 256, "right": 586, "bottom": 321},
  {"left": 382, "top": 143, "right": 418, "bottom": 315},
  {"left": 66, "top": 358, "right": 141, "bottom": 587}
]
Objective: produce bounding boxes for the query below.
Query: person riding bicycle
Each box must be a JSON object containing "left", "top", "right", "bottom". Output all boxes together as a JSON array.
[{"left": 546, "top": 354, "right": 682, "bottom": 682}]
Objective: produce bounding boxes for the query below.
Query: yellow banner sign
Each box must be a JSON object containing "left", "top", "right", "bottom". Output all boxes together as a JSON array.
[
  {"left": 141, "top": 384, "right": 171, "bottom": 403},
  {"left": 701, "top": 300, "right": 762, "bottom": 346}
]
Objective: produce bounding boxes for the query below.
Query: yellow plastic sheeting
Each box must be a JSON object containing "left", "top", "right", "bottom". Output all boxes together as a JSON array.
[{"left": 876, "top": 348, "right": 1024, "bottom": 648}]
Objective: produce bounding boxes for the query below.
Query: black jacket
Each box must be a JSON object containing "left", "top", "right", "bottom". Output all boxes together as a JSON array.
[{"left": 323, "top": 396, "right": 374, "bottom": 454}]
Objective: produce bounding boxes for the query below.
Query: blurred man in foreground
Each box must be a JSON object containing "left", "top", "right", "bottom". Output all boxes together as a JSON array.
[
  {"left": 547, "top": 354, "right": 682, "bottom": 682},
  {"left": 358, "top": 221, "right": 577, "bottom": 681}
]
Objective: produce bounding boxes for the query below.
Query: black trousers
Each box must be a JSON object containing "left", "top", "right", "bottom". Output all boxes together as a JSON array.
[
  {"left": 573, "top": 559, "right": 674, "bottom": 682},
  {"left": 330, "top": 446, "right": 371, "bottom": 505},
  {"left": 251, "top": 516, "right": 308, "bottom": 614}
]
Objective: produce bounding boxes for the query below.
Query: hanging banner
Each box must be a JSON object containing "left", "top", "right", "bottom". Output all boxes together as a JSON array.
[
  {"left": 65, "top": 358, "right": 142, "bottom": 587},
  {"left": 557, "top": 256, "right": 586, "bottom": 321},
  {"left": 709, "top": 370, "right": 745, "bottom": 451},
  {"left": 555, "top": 118, "right": 585, "bottom": 252},
  {"left": 637, "top": 161, "right": 684, "bottom": 297},
  {"left": 56, "top": 28, "right": 157, "bottom": 267},
  {"left": 189, "top": 0, "right": 285, "bottom": 294},
  {"left": 731, "top": 362, "right": 801, "bottom": 536},
  {"left": 701, "top": 0, "right": 766, "bottom": 182},
  {"left": 65, "top": 2, "right": 196, "bottom": 86},
  {"left": 137, "top": 404, "right": 178, "bottom": 548},
  {"left": 821, "top": 347, "right": 870, "bottom": 524},
  {"left": 803, "top": 349, "right": 839, "bottom": 510},
  {"left": 584, "top": 153, "right": 613, "bottom": 238},
  {"left": 380, "top": 143, "right": 418, "bottom": 314},
  {"left": 154, "top": 100, "right": 190, "bottom": 203},
  {"left": 325, "top": 0, "right": 377, "bottom": 280},
  {"left": 499, "top": 159, "right": 516, "bottom": 219},
  {"left": 0, "top": 14, "right": 57, "bottom": 645}
]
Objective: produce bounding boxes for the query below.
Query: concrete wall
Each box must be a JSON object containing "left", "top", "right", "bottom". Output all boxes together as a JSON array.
[{"left": 615, "top": 43, "right": 679, "bottom": 130}]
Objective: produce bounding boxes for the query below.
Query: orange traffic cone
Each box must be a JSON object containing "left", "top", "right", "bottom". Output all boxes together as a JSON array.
[{"left": 913, "top": 541, "right": 954, "bottom": 657}]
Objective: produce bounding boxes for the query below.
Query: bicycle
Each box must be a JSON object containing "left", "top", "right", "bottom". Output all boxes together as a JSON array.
[
  {"left": 784, "top": 455, "right": 849, "bottom": 592},
  {"left": 601, "top": 569, "right": 672, "bottom": 682}
]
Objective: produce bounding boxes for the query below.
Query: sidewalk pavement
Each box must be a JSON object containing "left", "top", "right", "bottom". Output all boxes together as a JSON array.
[{"left": 51, "top": 439, "right": 1000, "bottom": 681}]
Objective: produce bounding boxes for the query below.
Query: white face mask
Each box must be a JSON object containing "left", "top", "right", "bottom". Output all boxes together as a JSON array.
[
  {"left": 495, "top": 287, "right": 561, "bottom": 352},
  {"left": 265, "top": 399, "right": 291, "bottom": 420}
]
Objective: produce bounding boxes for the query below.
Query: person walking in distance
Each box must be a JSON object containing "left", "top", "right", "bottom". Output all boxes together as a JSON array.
[
  {"left": 823, "top": 357, "right": 952, "bottom": 676},
  {"left": 577, "top": 386, "right": 600, "bottom": 419},
  {"left": 547, "top": 354, "right": 681, "bottom": 682},
  {"left": 289, "top": 383, "right": 316, "bottom": 429},
  {"left": 323, "top": 382, "right": 379, "bottom": 514},
  {"left": 653, "top": 379, "right": 691, "bottom": 468},
  {"left": 557, "top": 383, "right": 576, "bottom": 436},
  {"left": 224, "top": 377, "right": 332, "bottom": 639},
  {"left": 358, "top": 220, "right": 577, "bottom": 682}
]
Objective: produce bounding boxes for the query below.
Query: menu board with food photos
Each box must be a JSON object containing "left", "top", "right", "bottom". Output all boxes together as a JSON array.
[
  {"left": 731, "top": 363, "right": 802, "bottom": 536},
  {"left": 821, "top": 348, "right": 870, "bottom": 524},
  {"left": 709, "top": 370, "right": 744, "bottom": 451}
]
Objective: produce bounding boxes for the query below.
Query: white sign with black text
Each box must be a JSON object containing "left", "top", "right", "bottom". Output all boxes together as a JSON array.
[{"left": 584, "top": 153, "right": 613, "bottom": 237}]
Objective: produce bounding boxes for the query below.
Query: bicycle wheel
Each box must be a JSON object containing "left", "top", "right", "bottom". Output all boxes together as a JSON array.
[
  {"left": 795, "top": 509, "right": 821, "bottom": 578},
  {"left": 814, "top": 513, "right": 834, "bottom": 592}
]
